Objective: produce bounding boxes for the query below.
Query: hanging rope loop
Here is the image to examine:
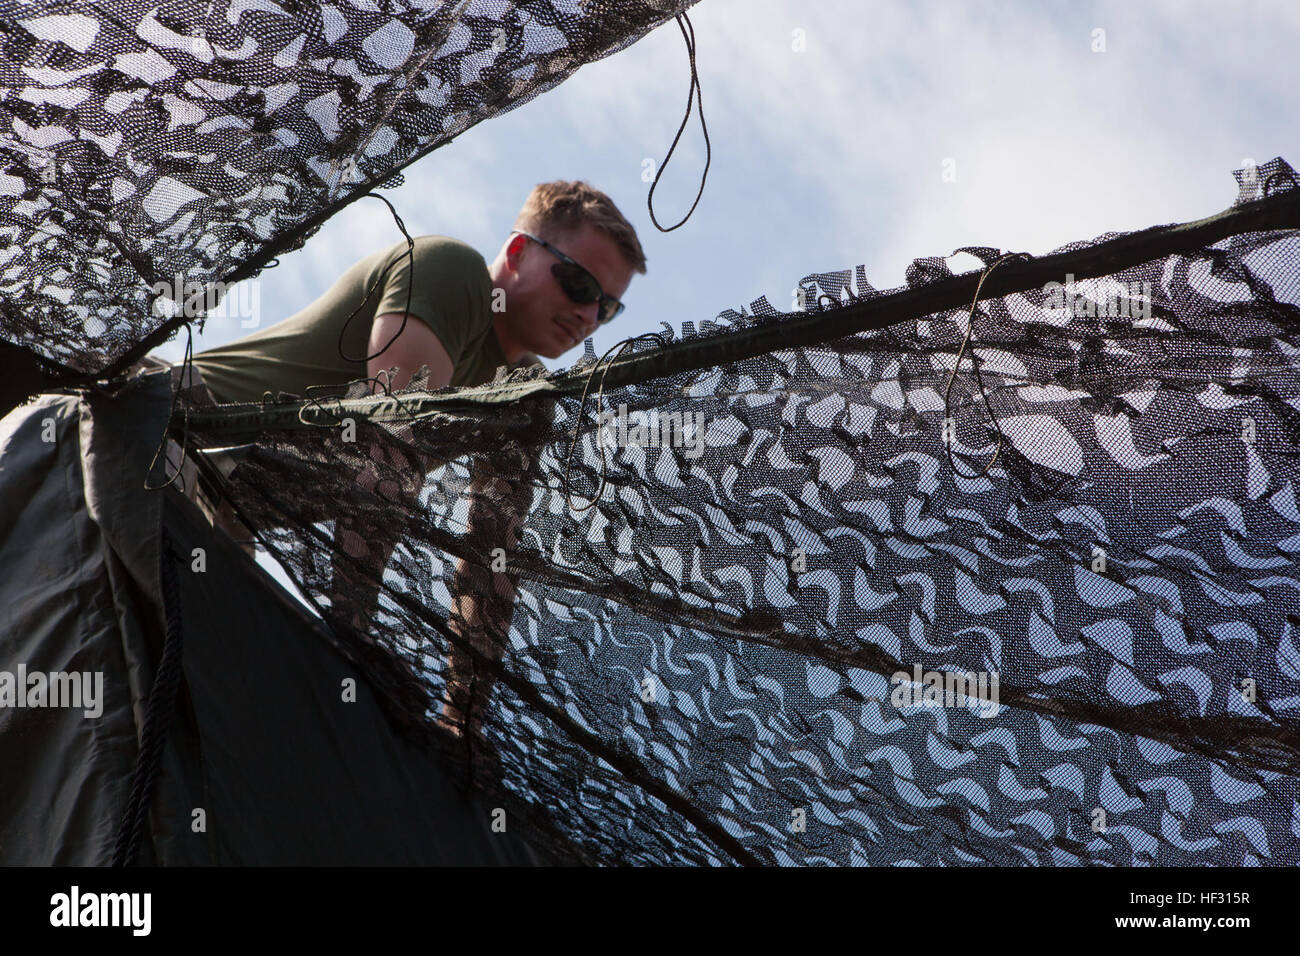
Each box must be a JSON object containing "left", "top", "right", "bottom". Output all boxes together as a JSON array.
[
  {"left": 647, "top": 13, "right": 710, "bottom": 233},
  {"left": 941, "top": 251, "right": 1033, "bottom": 479},
  {"left": 560, "top": 331, "right": 670, "bottom": 511}
]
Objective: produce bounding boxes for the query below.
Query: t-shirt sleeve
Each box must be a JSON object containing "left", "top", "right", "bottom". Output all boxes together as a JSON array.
[{"left": 373, "top": 238, "right": 492, "bottom": 367}]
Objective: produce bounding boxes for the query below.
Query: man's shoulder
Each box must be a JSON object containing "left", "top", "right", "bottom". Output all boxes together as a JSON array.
[
  {"left": 414, "top": 234, "right": 486, "bottom": 258},
  {"left": 381, "top": 234, "right": 488, "bottom": 272}
]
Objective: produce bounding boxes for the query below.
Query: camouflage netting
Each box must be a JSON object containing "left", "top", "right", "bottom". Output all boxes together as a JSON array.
[
  {"left": 169, "top": 160, "right": 1300, "bottom": 866},
  {"left": 5, "top": 0, "right": 1300, "bottom": 868},
  {"left": 0, "top": 0, "right": 698, "bottom": 376}
]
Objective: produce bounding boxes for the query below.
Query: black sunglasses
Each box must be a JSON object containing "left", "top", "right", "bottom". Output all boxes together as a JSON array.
[{"left": 513, "top": 230, "right": 625, "bottom": 324}]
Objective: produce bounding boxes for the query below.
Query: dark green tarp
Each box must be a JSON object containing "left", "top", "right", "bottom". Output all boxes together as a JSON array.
[{"left": 0, "top": 369, "right": 563, "bottom": 865}]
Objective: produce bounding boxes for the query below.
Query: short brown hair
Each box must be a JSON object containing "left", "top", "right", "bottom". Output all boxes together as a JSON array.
[{"left": 514, "top": 180, "right": 647, "bottom": 275}]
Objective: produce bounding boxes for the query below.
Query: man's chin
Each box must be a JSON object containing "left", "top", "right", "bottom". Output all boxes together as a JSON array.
[{"left": 538, "top": 338, "right": 572, "bottom": 360}]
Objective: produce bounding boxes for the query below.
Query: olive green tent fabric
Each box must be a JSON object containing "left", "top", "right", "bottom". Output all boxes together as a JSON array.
[
  {"left": 0, "top": 370, "right": 571, "bottom": 865},
  {"left": 0, "top": 389, "right": 149, "bottom": 864}
]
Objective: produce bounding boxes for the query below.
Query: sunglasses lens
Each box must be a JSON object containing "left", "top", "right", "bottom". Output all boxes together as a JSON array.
[
  {"left": 550, "top": 258, "right": 623, "bottom": 324},
  {"left": 552, "top": 263, "right": 599, "bottom": 303}
]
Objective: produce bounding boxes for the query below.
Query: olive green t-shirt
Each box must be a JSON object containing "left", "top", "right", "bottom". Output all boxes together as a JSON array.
[{"left": 190, "top": 235, "right": 537, "bottom": 404}]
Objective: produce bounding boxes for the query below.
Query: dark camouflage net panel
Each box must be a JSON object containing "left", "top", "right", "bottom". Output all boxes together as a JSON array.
[
  {"left": 0, "top": 0, "right": 697, "bottom": 375},
  {"left": 173, "top": 161, "right": 1300, "bottom": 866}
]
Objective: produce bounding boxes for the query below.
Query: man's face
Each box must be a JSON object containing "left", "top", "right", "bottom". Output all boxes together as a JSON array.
[{"left": 500, "top": 222, "right": 635, "bottom": 360}]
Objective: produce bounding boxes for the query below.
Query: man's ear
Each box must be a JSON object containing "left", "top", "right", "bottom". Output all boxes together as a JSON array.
[{"left": 505, "top": 233, "right": 528, "bottom": 269}]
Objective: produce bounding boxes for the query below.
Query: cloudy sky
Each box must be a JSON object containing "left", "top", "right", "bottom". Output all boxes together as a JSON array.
[
  {"left": 155, "top": 0, "right": 1300, "bottom": 370},
  {"left": 148, "top": 0, "right": 1300, "bottom": 602}
]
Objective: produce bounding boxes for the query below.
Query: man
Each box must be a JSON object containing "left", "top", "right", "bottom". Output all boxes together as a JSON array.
[{"left": 189, "top": 180, "right": 647, "bottom": 739}]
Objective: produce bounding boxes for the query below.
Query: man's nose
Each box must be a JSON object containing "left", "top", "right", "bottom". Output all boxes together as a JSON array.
[{"left": 573, "top": 302, "right": 600, "bottom": 336}]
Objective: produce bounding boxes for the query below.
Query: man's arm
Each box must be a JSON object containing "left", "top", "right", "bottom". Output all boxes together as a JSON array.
[
  {"left": 328, "top": 311, "right": 453, "bottom": 631},
  {"left": 368, "top": 311, "right": 454, "bottom": 392},
  {"left": 327, "top": 306, "right": 542, "bottom": 744},
  {"left": 329, "top": 419, "right": 536, "bottom": 742},
  {"left": 441, "top": 460, "right": 534, "bottom": 739}
]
